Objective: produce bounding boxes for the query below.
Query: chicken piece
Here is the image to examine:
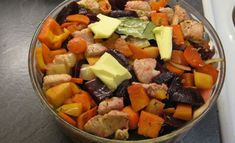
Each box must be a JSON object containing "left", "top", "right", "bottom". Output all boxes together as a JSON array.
[
  {"left": 159, "top": 7, "right": 174, "bottom": 23},
  {"left": 133, "top": 58, "right": 160, "bottom": 83},
  {"left": 77, "top": 0, "right": 99, "bottom": 13},
  {"left": 133, "top": 82, "right": 168, "bottom": 97},
  {"left": 114, "top": 129, "right": 129, "bottom": 140},
  {"left": 172, "top": 5, "right": 189, "bottom": 25},
  {"left": 72, "top": 28, "right": 94, "bottom": 45},
  {"left": 98, "top": 97, "right": 124, "bottom": 114},
  {"left": 43, "top": 74, "right": 71, "bottom": 90},
  {"left": 125, "top": 1, "right": 151, "bottom": 17},
  {"left": 85, "top": 43, "right": 107, "bottom": 57},
  {"left": 180, "top": 20, "right": 204, "bottom": 41},
  {"left": 84, "top": 110, "right": 129, "bottom": 137},
  {"left": 53, "top": 52, "right": 77, "bottom": 68}
]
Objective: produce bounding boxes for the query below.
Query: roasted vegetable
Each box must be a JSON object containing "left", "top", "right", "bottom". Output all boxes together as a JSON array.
[
  {"left": 85, "top": 78, "right": 113, "bottom": 103},
  {"left": 170, "top": 87, "right": 204, "bottom": 106},
  {"left": 128, "top": 84, "right": 150, "bottom": 112},
  {"left": 152, "top": 72, "right": 176, "bottom": 85},
  {"left": 56, "top": 1, "right": 79, "bottom": 24},
  {"left": 108, "top": 10, "right": 138, "bottom": 18},
  {"left": 138, "top": 111, "right": 164, "bottom": 138},
  {"left": 173, "top": 104, "right": 192, "bottom": 121},
  {"left": 106, "top": 49, "right": 129, "bottom": 67}
]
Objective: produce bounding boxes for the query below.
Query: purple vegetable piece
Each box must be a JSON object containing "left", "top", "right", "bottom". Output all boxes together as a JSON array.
[
  {"left": 152, "top": 72, "right": 176, "bottom": 84},
  {"left": 71, "top": 59, "right": 88, "bottom": 78},
  {"left": 163, "top": 114, "right": 185, "bottom": 128},
  {"left": 167, "top": 76, "right": 182, "bottom": 96},
  {"left": 106, "top": 49, "right": 129, "bottom": 67},
  {"left": 159, "top": 123, "right": 177, "bottom": 136},
  {"left": 198, "top": 48, "right": 215, "bottom": 60},
  {"left": 114, "top": 80, "right": 131, "bottom": 106},
  {"left": 108, "top": 10, "right": 138, "bottom": 18},
  {"left": 85, "top": 78, "right": 113, "bottom": 103},
  {"left": 108, "top": 0, "right": 127, "bottom": 10},
  {"left": 61, "top": 35, "right": 73, "bottom": 50},
  {"left": 170, "top": 88, "right": 204, "bottom": 106},
  {"left": 56, "top": 1, "right": 79, "bottom": 24}
]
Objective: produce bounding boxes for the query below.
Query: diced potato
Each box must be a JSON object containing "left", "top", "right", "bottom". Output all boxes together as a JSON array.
[
  {"left": 46, "top": 82, "right": 73, "bottom": 107},
  {"left": 46, "top": 63, "right": 70, "bottom": 75},
  {"left": 145, "top": 99, "right": 165, "bottom": 115},
  {"left": 194, "top": 71, "right": 213, "bottom": 89},
  {"left": 57, "top": 103, "right": 83, "bottom": 117}
]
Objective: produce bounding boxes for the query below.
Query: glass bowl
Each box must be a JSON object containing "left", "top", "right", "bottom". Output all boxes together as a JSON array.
[{"left": 28, "top": 0, "right": 226, "bottom": 142}]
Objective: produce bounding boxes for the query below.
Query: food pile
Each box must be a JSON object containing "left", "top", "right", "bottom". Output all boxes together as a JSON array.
[{"left": 35, "top": 0, "right": 221, "bottom": 140}]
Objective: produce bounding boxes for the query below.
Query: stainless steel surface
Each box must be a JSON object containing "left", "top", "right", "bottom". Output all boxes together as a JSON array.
[{"left": 0, "top": 0, "right": 221, "bottom": 143}]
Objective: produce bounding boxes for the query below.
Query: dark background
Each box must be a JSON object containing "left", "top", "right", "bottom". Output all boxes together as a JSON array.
[{"left": 0, "top": 0, "right": 221, "bottom": 143}]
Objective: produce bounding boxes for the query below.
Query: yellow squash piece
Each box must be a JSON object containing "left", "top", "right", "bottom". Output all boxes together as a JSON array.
[
  {"left": 46, "top": 82, "right": 73, "bottom": 107},
  {"left": 194, "top": 71, "right": 213, "bottom": 89},
  {"left": 57, "top": 103, "right": 83, "bottom": 117}
]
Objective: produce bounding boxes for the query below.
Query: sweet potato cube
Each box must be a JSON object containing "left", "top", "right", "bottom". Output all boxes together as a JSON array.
[
  {"left": 173, "top": 104, "right": 192, "bottom": 121},
  {"left": 128, "top": 84, "right": 150, "bottom": 112},
  {"left": 138, "top": 111, "right": 164, "bottom": 138}
]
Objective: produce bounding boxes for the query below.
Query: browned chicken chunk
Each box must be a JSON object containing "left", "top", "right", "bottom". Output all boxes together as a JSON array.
[
  {"left": 84, "top": 110, "right": 129, "bottom": 137},
  {"left": 172, "top": 5, "right": 189, "bottom": 25},
  {"left": 72, "top": 28, "right": 94, "bottom": 45},
  {"left": 98, "top": 97, "right": 124, "bottom": 114},
  {"left": 86, "top": 43, "right": 107, "bottom": 57},
  {"left": 180, "top": 20, "right": 204, "bottom": 41},
  {"left": 133, "top": 58, "right": 160, "bottom": 83},
  {"left": 125, "top": 1, "right": 151, "bottom": 17}
]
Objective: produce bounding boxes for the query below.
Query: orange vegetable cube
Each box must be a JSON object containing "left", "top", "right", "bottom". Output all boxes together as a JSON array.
[
  {"left": 173, "top": 104, "right": 192, "bottom": 121},
  {"left": 77, "top": 106, "right": 98, "bottom": 130},
  {"left": 122, "top": 106, "right": 139, "bottom": 129},
  {"left": 138, "top": 111, "right": 164, "bottom": 138},
  {"left": 128, "top": 84, "right": 150, "bottom": 112}
]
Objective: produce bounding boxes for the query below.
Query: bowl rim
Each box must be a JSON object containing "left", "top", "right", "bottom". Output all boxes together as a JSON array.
[{"left": 28, "top": 0, "right": 226, "bottom": 142}]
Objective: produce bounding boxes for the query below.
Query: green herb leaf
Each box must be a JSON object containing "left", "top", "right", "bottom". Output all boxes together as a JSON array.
[
  {"left": 116, "top": 17, "right": 149, "bottom": 39},
  {"left": 143, "top": 22, "right": 156, "bottom": 40}
]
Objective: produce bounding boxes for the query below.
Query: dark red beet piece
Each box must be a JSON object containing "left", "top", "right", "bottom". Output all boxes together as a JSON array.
[
  {"left": 159, "top": 123, "right": 177, "bottom": 136},
  {"left": 114, "top": 80, "right": 131, "bottom": 106},
  {"left": 85, "top": 78, "right": 113, "bottom": 103},
  {"left": 152, "top": 72, "right": 176, "bottom": 85},
  {"left": 71, "top": 59, "right": 88, "bottom": 78},
  {"left": 56, "top": 1, "right": 79, "bottom": 24},
  {"left": 163, "top": 114, "right": 186, "bottom": 128},
  {"left": 167, "top": 76, "right": 182, "bottom": 96},
  {"left": 108, "top": 0, "right": 127, "bottom": 10},
  {"left": 108, "top": 10, "right": 138, "bottom": 18},
  {"left": 106, "top": 49, "right": 129, "bottom": 67},
  {"left": 170, "top": 88, "right": 204, "bottom": 106}
]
